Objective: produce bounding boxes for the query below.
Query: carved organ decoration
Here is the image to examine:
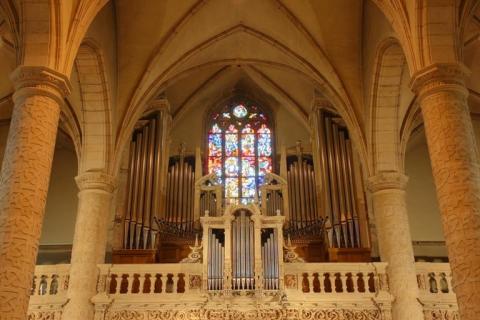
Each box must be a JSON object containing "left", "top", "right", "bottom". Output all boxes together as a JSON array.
[
  {"left": 201, "top": 206, "right": 284, "bottom": 293},
  {"left": 124, "top": 113, "right": 164, "bottom": 250}
]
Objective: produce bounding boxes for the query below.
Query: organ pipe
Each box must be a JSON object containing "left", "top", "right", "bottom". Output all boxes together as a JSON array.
[
  {"left": 320, "top": 111, "right": 362, "bottom": 249},
  {"left": 208, "top": 229, "right": 224, "bottom": 290},
  {"left": 124, "top": 114, "right": 166, "bottom": 250},
  {"left": 287, "top": 141, "right": 319, "bottom": 230},
  {"left": 231, "top": 210, "right": 254, "bottom": 290},
  {"left": 262, "top": 229, "right": 279, "bottom": 290},
  {"left": 163, "top": 145, "right": 196, "bottom": 232}
]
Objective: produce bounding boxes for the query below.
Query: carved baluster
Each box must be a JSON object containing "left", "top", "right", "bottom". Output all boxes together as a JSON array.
[
  {"left": 138, "top": 274, "right": 146, "bottom": 294},
  {"left": 319, "top": 273, "right": 325, "bottom": 293},
  {"left": 114, "top": 275, "right": 121, "bottom": 294},
  {"left": 173, "top": 274, "right": 179, "bottom": 293},
  {"left": 158, "top": 274, "right": 163, "bottom": 294},
  {"left": 31, "top": 275, "right": 37, "bottom": 296},
  {"left": 307, "top": 273, "right": 314, "bottom": 294},
  {"left": 127, "top": 274, "right": 134, "bottom": 294},
  {"left": 184, "top": 274, "right": 190, "bottom": 294},
  {"left": 352, "top": 272, "right": 359, "bottom": 293},
  {"left": 340, "top": 272, "right": 348, "bottom": 293},
  {"left": 373, "top": 273, "right": 380, "bottom": 293},
  {"left": 446, "top": 272, "right": 453, "bottom": 294}
]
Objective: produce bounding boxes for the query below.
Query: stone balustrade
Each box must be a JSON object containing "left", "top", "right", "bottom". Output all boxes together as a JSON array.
[
  {"left": 283, "top": 262, "right": 388, "bottom": 295},
  {"left": 96, "top": 263, "right": 203, "bottom": 296},
  {"left": 27, "top": 262, "right": 458, "bottom": 320}
]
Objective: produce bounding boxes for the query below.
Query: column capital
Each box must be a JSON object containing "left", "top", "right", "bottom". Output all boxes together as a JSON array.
[
  {"left": 10, "top": 66, "right": 71, "bottom": 105},
  {"left": 146, "top": 97, "right": 171, "bottom": 114},
  {"left": 311, "top": 97, "right": 333, "bottom": 112},
  {"left": 410, "top": 63, "right": 470, "bottom": 100},
  {"left": 367, "top": 171, "right": 408, "bottom": 193},
  {"left": 75, "top": 170, "right": 117, "bottom": 193}
]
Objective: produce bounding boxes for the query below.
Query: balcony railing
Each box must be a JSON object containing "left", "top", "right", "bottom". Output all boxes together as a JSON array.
[{"left": 28, "top": 262, "right": 459, "bottom": 320}]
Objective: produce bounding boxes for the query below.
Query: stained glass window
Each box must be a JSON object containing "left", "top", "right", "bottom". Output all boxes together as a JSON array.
[{"left": 207, "top": 102, "right": 273, "bottom": 204}]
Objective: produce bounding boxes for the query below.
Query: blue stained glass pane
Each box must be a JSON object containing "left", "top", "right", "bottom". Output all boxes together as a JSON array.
[
  {"left": 225, "top": 178, "right": 239, "bottom": 198},
  {"left": 241, "top": 157, "right": 256, "bottom": 176},
  {"left": 258, "top": 157, "right": 272, "bottom": 176},
  {"left": 241, "top": 134, "right": 255, "bottom": 156},
  {"left": 233, "top": 105, "right": 248, "bottom": 118},
  {"left": 208, "top": 134, "right": 222, "bottom": 157},
  {"left": 224, "top": 157, "right": 239, "bottom": 177},
  {"left": 257, "top": 175, "right": 266, "bottom": 187},
  {"left": 258, "top": 134, "right": 272, "bottom": 156},
  {"left": 242, "top": 177, "right": 256, "bottom": 197},
  {"left": 225, "top": 134, "right": 238, "bottom": 156}
]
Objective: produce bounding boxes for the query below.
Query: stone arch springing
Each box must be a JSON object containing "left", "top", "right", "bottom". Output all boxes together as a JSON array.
[
  {"left": 74, "top": 39, "right": 112, "bottom": 172},
  {"left": 370, "top": 38, "right": 407, "bottom": 173}
]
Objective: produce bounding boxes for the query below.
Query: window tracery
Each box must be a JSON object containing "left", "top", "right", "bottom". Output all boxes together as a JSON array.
[{"left": 207, "top": 102, "right": 273, "bottom": 204}]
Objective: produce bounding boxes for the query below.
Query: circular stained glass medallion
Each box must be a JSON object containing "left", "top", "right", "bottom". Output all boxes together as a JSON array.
[{"left": 232, "top": 104, "right": 248, "bottom": 118}]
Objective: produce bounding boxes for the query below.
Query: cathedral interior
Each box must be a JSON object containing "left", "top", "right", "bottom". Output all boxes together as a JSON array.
[{"left": 0, "top": 1, "right": 480, "bottom": 320}]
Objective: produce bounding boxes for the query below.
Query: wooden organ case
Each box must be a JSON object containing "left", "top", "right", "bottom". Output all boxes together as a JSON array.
[{"left": 114, "top": 109, "right": 370, "bottom": 264}]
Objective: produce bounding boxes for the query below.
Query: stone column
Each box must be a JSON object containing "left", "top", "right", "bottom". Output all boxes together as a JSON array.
[
  {"left": 62, "top": 171, "right": 116, "bottom": 320},
  {"left": 411, "top": 63, "right": 480, "bottom": 320},
  {"left": 368, "top": 172, "right": 424, "bottom": 320},
  {"left": 0, "top": 66, "right": 70, "bottom": 320}
]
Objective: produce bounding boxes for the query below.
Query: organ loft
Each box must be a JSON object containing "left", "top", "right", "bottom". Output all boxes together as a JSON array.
[
  {"left": 115, "top": 100, "right": 370, "bottom": 270},
  {"left": 1, "top": 1, "right": 480, "bottom": 320}
]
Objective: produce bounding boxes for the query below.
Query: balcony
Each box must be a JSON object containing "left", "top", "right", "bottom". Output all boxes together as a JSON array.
[{"left": 28, "top": 262, "right": 458, "bottom": 320}]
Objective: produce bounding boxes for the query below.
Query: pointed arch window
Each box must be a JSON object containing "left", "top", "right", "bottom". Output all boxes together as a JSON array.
[{"left": 207, "top": 102, "right": 273, "bottom": 204}]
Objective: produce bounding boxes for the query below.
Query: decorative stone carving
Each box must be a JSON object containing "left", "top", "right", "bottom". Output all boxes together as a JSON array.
[
  {"left": 0, "top": 66, "right": 70, "bottom": 320},
  {"left": 411, "top": 62, "right": 480, "bottom": 320},
  {"left": 28, "top": 311, "right": 62, "bottom": 320},
  {"left": 283, "top": 237, "right": 304, "bottom": 263},
  {"left": 181, "top": 236, "right": 203, "bottom": 263},
  {"left": 10, "top": 66, "right": 71, "bottom": 105},
  {"left": 189, "top": 275, "right": 202, "bottom": 289},
  {"left": 105, "top": 308, "right": 383, "bottom": 320},
  {"left": 284, "top": 274, "right": 297, "bottom": 289},
  {"left": 424, "top": 310, "right": 459, "bottom": 320}
]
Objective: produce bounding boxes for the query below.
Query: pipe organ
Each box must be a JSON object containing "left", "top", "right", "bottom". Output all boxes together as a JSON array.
[
  {"left": 262, "top": 229, "right": 279, "bottom": 290},
  {"left": 232, "top": 211, "right": 255, "bottom": 290},
  {"left": 116, "top": 106, "right": 370, "bottom": 268},
  {"left": 287, "top": 143, "right": 320, "bottom": 230},
  {"left": 123, "top": 114, "right": 163, "bottom": 250},
  {"left": 201, "top": 206, "right": 284, "bottom": 292},
  {"left": 207, "top": 229, "right": 225, "bottom": 290},
  {"left": 319, "top": 112, "right": 361, "bottom": 249},
  {"left": 163, "top": 152, "right": 195, "bottom": 231}
]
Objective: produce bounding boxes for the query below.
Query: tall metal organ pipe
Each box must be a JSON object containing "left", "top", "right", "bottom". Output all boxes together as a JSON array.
[
  {"left": 231, "top": 210, "right": 254, "bottom": 290},
  {"left": 164, "top": 149, "right": 195, "bottom": 231},
  {"left": 124, "top": 114, "right": 164, "bottom": 249},
  {"left": 320, "top": 112, "right": 361, "bottom": 248},
  {"left": 287, "top": 142, "right": 319, "bottom": 230}
]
